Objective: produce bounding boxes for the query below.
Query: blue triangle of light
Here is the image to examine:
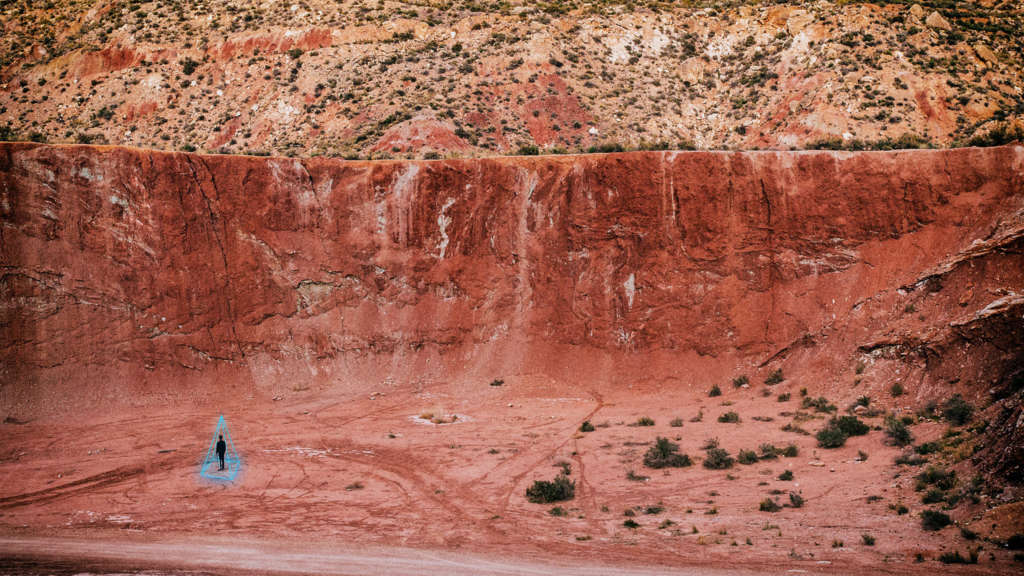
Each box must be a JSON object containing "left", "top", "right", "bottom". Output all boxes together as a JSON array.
[{"left": 199, "top": 414, "right": 241, "bottom": 482}]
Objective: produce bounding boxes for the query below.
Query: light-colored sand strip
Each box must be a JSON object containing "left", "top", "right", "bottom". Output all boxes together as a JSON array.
[{"left": 0, "top": 535, "right": 776, "bottom": 575}]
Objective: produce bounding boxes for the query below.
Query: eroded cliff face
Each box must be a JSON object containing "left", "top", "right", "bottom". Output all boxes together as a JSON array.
[{"left": 1, "top": 143, "right": 1022, "bottom": 420}]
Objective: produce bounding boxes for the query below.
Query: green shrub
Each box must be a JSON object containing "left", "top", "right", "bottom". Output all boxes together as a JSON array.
[
  {"left": 789, "top": 492, "right": 804, "bottom": 508},
  {"left": 765, "top": 369, "right": 784, "bottom": 385},
  {"left": 861, "top": 533, "right": 875, "bottom": 546},
  {"left": 890, "top": 382, "right": 904, "bottom": 396},
  {"left": 733, "top": 375, "right": 749, "bottom": 388},
  {"left": 942, "top": 394, "right": 973, "bottom": 425},
  {"left": 885, "top": 415, "right": 914, "bottom": 446},
  {"left": 777, "top": 393, "right": 791, "bottom": 402},
  {"left": 670, "top": 417, "right": 684, "bottom": 427},
  {"left": 526, "top": 474, "right": 575, "bottom": 503},
  {"left": 782, "top": 444, "right": 799, "bottom": 457},
  {"left": 738, "top": 449, "right": 758, "bottom": 464},
  {"left": 922, "top": 488, "right": 945, "bottom": 504},
  {"left": 759, "top": 444, "right": 779, "bottom": 459},
  {"left": 180, "top": 57, "right": 200, "bottom": 75},
  {"left": 921, "top": 509, "right": 951, "bottom": 531},
  {"left": 802, "top": 396, "right": 837, "bottom": 413},
  {"left": 549, "top": 506, "right": 567, "bottom": 516},
  {"left": 938, "top": 549, "right": 978, "bottom": 564},
  {"left": 917, "top": 466, "right": 957, "bottom": 491},
  {"left": 634, "top": 416, "right": 655, "bottom": 426},
  {"left": 915, "top": 441, "right": 940, "bottom": 455},
  {"left": 833, "top": 416, "right": 870, "bottom": 436},
  {"left": 759, "top": 498, "right": 781, "bottom": 512},
  {"left": 703, "top": 447, "right": 735, "bottom": 470},
  {"left": 965, "top": 122, "right": 1024, "bottom": 147},
  {"left": 718, "top": 411, "right": 740, "bottom": 423},
  {"left": 778, "top": 470, "right": 793, "bottom": 481},
  {"left": 623, "top": 518, "right": 640, "bottom": 529},
  {"left": 490, "top": 378, "right": 504, "bottom": 386},
  {"left": 517, "top": 144, "right": 539, "bottom": 155},
  {"left": 816, "top": 422, "right": 848, "bottom": 448},
  {"left": 579, "top": 420, "right": 595, "bottom": 432},
  {"left": 644, "top": 437, "right": 692, "bottom": 469},
  {"left": 709, "top": 384, "right": 722, "bottom": 397}
]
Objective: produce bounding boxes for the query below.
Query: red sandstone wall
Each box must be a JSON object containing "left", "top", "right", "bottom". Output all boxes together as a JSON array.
[{"left": 1, "top": 143, "right": 1022, "bottom": 414}]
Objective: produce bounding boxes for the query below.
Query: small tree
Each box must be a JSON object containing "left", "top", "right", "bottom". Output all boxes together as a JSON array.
[
  {"left": 644, "top": 437, "right": 692, "bottom": 469},
  {"left": 885, "top": 415, "right": 914, "bottom": 446},
  {"left": 703, "top": 447, "right": 734, "bottom": 469},
  {"left": 942, "top": 394, "right": 973, "bottom": 425},
  {"left": 526, "top": 474, "right": 575, "bottom": 503}
]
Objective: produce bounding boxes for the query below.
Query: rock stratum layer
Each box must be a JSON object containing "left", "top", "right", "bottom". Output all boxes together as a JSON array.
[{"left": 1, "top": 143, "right": 1023, "bottom": 434}]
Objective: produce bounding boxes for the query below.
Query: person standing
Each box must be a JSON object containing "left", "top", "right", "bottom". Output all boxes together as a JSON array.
[{"left": 216, "top": 434, "right": 227, "bottom": 471}]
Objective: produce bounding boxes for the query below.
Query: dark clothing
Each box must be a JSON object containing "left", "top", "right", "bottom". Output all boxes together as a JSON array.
[{"left": 216, "top": 440, "right": 226, "bottom": 470}]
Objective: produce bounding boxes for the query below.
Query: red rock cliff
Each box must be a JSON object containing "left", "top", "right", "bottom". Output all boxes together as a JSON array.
[{"left": 1, "top": 143, "right": 1022, "bottom": 418}]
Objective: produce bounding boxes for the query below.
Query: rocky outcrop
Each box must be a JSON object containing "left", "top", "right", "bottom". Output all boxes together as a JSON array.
[{"left": 1, "top": 143, "right": 1022, "bottom": 417}]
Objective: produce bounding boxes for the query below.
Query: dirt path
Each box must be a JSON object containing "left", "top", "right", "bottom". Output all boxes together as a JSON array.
[{"left": 0, "top": 535, "right": 769, "bottom": 576}]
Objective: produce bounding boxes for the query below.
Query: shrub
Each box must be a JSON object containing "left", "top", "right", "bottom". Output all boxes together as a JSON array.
[
  {"left": 703, "top": 447, "right": 735, "bottom": 470},
  {"left": 579, "top": 420, "right": 595, "bottom": 432},
  {"left": 634, "top": 416, "right": 655, "bottom": 427},
  {"left": 549, "top": 506, "right": 567, "bottom": 516},
  {"left": 759, "top": 498, "right": 781, "bottom": 512},
  {"left": 915, "top": 441, "right": 940, "bottom": 455},
  {"left": 1007, "top": 534, "right": 1024, "bottom": 550},
  {"left": 765, "top": 369, "right": 784, "bottom": 385},
  {"left": 861, "top": 534, "right": 875, "bottom": 546},
  {"left": 942, "top": 394, "right": 973, "bottom": 425},
  {"left": 777, "top": 393, "right": 791, "bottom": 402},
  {"left": 644, "top": 505, "right": 664, "bottom": 515},
  {"left": 816, "top": 422, "right": 848, "bottom": 448},
  {"left": 626, "top": 470, "right": 649, "bottom": 482},
  {"left": 733, "top": 375, "right": 749, "bottom": 388},
  {"left": 789, "top": 492, "right": 804, "bottom": 508},
  {"left": 670, "top": 417, "right": 684, "bottom": 427},
  {"left": 895, "top": 451, "right": 928, "bottom": 466},
  {"left": 938, "top": 550, "right": 978, "bottom": 564},
  {"left": 965, "top": 122, "right": 1024, "bottom": 147},
  {"left": 738, "top": 449, "right": 758, "bottom": 464},
  {"left": 709, "top": 384, "right": 722, "bottom": 397},
  {"left": 517, "top": 144, "right": 539, "bottom": 155},
  {"left": 644, "top": 437, "right": 692, "bottom": 469},
  {"left": 623, "top": 519, "right": 640, "bottom": 529},
  {"left": 782, "top": 444, "right": 799, "bottom": 457},
  {"left": 526, "top": 474, "right": 575, "bottom": 503},
  {"left": 802, "top": 396, "right": 837, "bottom": 413},
  {"left": 885, "top": 415, "right": 914, "bottom": 446},
  {"left": 718, "top": 411, "right": 740, "bottom": 423},
  {"left": 778, "top": 470, "right": 793, "bottom": 481},
  {"left": 890, "top": 382, "right": 904, "bottom": 396},
  {"left": 922, "top": 488, "right": 945, "bottom": 504},
  {"left": 921, "top": 509, "right": 951, "bottom": 531},
  {"left": 917, "top": 466, "right": 957, "bottom": 491},
  {"left": 180, "top": 57, "right": 200, "bottom": 75},
  {"left": 759, "top": 444, "right": 779, "bottom": 459},
  {"left": 833, "top": 416, "right": 870, "bottom": 436},
  {"left": 490, "top": 378, "right": 504, "bottom": 386}
]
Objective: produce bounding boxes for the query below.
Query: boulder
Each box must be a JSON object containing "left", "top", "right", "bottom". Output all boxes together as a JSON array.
[{"left": 925, "top": 10, "right": 952, "bottom": 31}]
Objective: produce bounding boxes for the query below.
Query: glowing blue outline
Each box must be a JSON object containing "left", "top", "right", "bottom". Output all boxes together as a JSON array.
[{"left": 199, "top": 414, "right": 241, "bottom": 482}]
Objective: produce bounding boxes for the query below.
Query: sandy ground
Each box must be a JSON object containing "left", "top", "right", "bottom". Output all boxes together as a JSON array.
[{"left": 1, "top": 378, "right": 1019, "bottom": 574}]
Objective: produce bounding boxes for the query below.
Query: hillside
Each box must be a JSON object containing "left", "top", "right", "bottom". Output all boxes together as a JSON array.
[
  {"left": 1, "top": 0, "right": 1023, "bottom": 158},
  {"left": 1, "top": 143, "right": 1023, "bottom": 572}
]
